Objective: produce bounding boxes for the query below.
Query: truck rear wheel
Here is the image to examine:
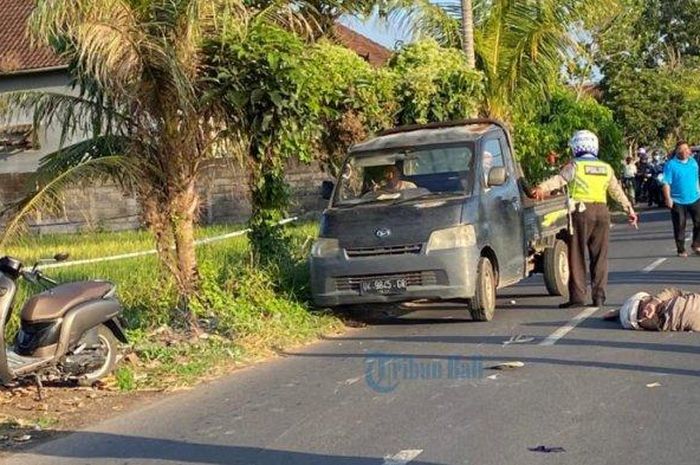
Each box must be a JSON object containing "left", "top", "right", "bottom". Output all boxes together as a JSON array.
[
  {"left": 469, "top": 257, "right": 496, "bottom": 321},
  {"left": 543, "top": 239, "right": 569, "bottom": 297}
]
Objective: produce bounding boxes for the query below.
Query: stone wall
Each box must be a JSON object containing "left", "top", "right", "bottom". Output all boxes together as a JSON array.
[{"left": 0, "top": 159, "right": 330, "bottom": 234}]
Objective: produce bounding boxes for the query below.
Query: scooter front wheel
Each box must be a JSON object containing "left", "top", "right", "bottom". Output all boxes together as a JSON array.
[{"left": 76, "top": 324, "right": 119, "bottom": 386}]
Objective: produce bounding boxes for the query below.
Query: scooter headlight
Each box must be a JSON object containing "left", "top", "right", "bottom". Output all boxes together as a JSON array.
[
  {"left": 311, "top": 238, "right": 340, "bottom": 258},
  {"left": 426, "top": 225, "right": 476, "bottom": 252}
]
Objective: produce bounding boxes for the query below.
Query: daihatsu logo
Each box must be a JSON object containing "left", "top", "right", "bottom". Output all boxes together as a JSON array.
[{"left": 375, "top": 228, "right": 392, "bottom": 239}]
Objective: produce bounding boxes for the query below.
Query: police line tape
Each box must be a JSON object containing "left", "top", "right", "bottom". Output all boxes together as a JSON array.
[{"left": 40, "top": 216, "right": 299, "bottom": 270}]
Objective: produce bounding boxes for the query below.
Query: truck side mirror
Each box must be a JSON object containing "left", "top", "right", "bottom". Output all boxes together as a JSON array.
[
  {"left": 487, "top": 167, "right": 508, "bottom": 187},
  {"left": 321, "top": 181, "right": 334, "bottom": 200}
]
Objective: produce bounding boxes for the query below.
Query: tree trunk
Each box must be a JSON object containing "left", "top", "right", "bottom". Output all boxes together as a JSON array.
[
  {"left": 170, "top": 181, "right": 199, "bottom": 299},
  {"left": 142, "top": 183, "right": 200, "bottom": 331},
  {"left": 461, "top": 0, "right": 476, "bottom": 69},
  {"left": 142, "top": 195, "right": 176, "bottom": 276}
]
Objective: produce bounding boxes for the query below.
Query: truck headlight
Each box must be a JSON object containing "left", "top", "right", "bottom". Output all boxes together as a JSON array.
[
  {"left": 426, "top": 225, "right": 476, "bottom": 252},
  {"left": 311, "top": 238, "right": 340, "bottom": 258}
]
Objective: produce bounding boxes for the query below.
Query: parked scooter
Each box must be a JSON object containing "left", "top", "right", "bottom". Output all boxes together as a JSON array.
[{"left": 0, "top": 254, "right": 127, "bottom": 393}]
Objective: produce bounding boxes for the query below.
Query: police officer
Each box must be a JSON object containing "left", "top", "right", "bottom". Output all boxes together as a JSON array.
[{"left": 532, "top": 130, "right": 638, "bottom": 308}]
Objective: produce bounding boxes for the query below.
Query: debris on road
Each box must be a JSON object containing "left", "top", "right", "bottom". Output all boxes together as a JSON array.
[
  {"left": 528, "top": 445, "right": 566, "bottom": 453},
  {"left": 486, "top": 374, "right": 499, "bottom": 380},
  {"left": 13, "top": 434, "right": 32, "bottom": 443},
  {"left": 502, "top": 335, "right": 535, "bottom": 346},
  {"left": 646, "top": 382, "right": 662, "bottom": 388},
  {"left": 488, "top": 361, "right": 525, "bottom": 370},
  {"left": 340, "top": 377, "right": 361, "bottom": 386}
]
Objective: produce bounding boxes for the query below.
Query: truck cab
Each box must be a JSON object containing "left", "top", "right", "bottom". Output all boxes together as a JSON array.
[{"left": 310, "top": 119, "right": 570, "bottom": 321}]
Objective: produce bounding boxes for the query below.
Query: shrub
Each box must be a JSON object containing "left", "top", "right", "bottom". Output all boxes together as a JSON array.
[
  {"left": 305, "top": 41, "right": 397, "bottom": 176},
  {"left": 388, "top": 39, "right": 484, "bottom": 125},
  {"left": 514, "top": 88, "right": 625, "bottom": 183}
]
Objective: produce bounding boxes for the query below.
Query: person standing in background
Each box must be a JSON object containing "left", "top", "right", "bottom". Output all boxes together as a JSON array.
[
  {"left": 636, "top": 148, "right": 651, "bottom": 203},
  {"left": 622, "top": 156, "right": 637, "bottom": 205},
  {"left": 661, "top": 141, "right": 700, "bottom": 257}
]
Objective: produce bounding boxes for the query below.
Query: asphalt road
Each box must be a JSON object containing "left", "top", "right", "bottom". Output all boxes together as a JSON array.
[{"left": 5, "top": 208, "right": 700, "bottom": 465}]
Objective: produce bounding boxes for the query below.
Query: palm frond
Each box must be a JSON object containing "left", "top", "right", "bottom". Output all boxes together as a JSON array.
[
  {"left": 254, "top": 1, "right": 317, "bottom": 40},
  {"left": 37, "top": 134, "right": 130, "bottom": 173},
  {"left": 0, "top": 156, "right": 135, "bottom": 246},
  {"left": 31, "top": 0, "right": 195, "bottom": 115},
  {"left": 0, "top": 90, "right": 129, "bottom": 148},
  {"left": 384, "top": 0, "right": 462, "bottom": 47},
  {"left": 385, "top": 0, "right": 620, "bottom": 119}
]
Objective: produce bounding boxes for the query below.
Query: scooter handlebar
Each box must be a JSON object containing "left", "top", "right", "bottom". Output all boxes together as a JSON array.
[{"left": 21, "top": 269, "right": 57, "bottom": 286}]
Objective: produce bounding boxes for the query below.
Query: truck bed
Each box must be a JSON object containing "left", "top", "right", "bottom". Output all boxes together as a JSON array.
[{"left": 521, "top": 193, "right": 569, "bottom": 247}]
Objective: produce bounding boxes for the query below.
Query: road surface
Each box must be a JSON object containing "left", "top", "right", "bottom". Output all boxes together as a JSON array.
[{"left": 5, "top": 209, "right": 700, "bottom": 465}]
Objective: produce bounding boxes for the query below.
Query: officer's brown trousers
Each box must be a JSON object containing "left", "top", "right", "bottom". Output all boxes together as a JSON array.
[{"left": 568, "top": 203, "right": 610, "bottom": 304}]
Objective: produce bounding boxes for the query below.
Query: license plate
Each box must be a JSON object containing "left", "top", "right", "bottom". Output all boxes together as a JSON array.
[{"left": 360, "top": 278, "right": 408, "bottom": 295}]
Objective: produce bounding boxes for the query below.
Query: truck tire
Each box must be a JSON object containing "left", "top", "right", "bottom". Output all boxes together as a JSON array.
[
  {"left": 543, "top": 239, "right": 569, "bottom": 297},
  {"left": 469, "top": 257, "right": 496, "bottom": 321}
]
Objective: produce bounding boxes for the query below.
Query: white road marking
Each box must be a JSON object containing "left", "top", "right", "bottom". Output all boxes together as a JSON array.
[
  {"left": 642, "top": 258, "right": 667, "bottom": 273},
  {"left": 539, "top": 306, "right": 599, "bottom": 346},
  {"left": 383, "top": 450, "right": 423, "bottom": 465}
]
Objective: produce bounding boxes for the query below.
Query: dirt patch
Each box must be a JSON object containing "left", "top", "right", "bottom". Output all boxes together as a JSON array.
[{"left": 0, "top": 380, "right": 160, "bottom": 455}]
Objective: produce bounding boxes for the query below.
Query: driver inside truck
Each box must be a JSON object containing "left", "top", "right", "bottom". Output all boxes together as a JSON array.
[{"left": 373, "top": 165, "right": 417, "bottom": 193}]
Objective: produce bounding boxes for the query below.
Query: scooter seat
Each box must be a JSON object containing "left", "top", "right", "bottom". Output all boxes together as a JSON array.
[{"left": 21, "top": 281, "right": 114, "bottom": 322}]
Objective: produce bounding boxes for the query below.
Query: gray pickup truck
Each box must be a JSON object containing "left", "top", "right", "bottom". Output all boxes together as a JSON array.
[{"left": 310, "top": 119, "right": 570, "bottom": 321}]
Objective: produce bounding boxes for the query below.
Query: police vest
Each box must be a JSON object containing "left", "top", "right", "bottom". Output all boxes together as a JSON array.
[{"left": 569, "top": 158, "right": 612, "bottom": 204}]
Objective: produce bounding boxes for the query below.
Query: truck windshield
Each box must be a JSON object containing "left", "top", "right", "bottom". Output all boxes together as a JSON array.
[{"left": 334, "top": 144, "right": 475, "bottom": 206}]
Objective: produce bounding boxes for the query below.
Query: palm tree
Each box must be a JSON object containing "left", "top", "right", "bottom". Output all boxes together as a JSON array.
[
  {"left": 460, "top": 0, "right": 475, "bottom": 68},
  {"left": 387, "top": 0, "right": 620, "bottom": 120},
  {"left": 0, "top": 0, "right": 251, "bottom": 326}
]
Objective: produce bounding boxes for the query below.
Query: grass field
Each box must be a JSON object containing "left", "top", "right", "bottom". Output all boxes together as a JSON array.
[{"left": 3, "top": 222, "right": 343, "bottom": 389}]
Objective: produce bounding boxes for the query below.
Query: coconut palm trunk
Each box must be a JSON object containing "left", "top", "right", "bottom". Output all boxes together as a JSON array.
[{"left": 461, "top": 0, "right": 476, "bottom": 69}]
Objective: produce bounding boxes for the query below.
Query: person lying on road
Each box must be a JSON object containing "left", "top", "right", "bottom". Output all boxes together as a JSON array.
[{"left": 604, "top": 288, "right": 700, "bottom": 331}]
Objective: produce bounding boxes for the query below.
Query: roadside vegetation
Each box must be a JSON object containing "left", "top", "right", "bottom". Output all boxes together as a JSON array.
[{"left": 5, "top": 222, "right": 341, "bottom": 390}]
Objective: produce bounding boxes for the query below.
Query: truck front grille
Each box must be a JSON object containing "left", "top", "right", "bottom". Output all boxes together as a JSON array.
[
  {"left": 345, "top": 243, "right": 423, "bottom": 258},
  {"left": 334, "top": 271, "right": 439, "bottom": 292}
]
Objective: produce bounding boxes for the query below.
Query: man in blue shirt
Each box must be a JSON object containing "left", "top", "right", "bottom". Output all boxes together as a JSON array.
[{"left": 662, "top": 141, "right": 700, "bottom": 256}]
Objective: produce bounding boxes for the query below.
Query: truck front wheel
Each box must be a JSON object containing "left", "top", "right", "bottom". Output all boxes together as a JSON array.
[
  {"left": 469, "top": 257, "right": 496, "bottom": 321},
  {"left": 543, "top": 239, "right": 569, "bottom": 297}
]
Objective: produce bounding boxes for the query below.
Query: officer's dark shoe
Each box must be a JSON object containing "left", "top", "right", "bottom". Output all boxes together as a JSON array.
[
  {"left": 559, "top": 301, "right": 585, "bottom": 309},
  {"left": 591, "top": 298, "right": 605, "bottom": 308}
]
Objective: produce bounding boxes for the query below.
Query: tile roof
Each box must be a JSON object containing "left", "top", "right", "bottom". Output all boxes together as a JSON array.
[
  {"left": 333, "top": 24, "right": 392, "bottom": 67},
  {"left": 0, "top": 0, "right": 66, "bottom": 74}
]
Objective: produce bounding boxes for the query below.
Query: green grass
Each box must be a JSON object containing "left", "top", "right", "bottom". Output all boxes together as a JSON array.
[
  {"left": 114, "top": 366, "right": 136, "bottom": 391},
  {"left": 6, "top": 223, "right": 247, "bottom": 263},
  {"left": 3, "top": 221, "right": 341, "bottom": 390}
]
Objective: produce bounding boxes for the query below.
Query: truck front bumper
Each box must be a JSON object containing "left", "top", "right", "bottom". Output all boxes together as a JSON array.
[{"left": 310, "top": 247, "right": 480, "bottom": 307}]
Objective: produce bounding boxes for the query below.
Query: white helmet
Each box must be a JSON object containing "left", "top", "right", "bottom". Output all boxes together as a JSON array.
[
  {"left": 638, "top": 147, "right": 647, "bottom": 156},
  {"left": 619, "top": 292, "right": 649, "bottom": 330},
  {"left": 569, "top": 130, "right": 599, "bottom": 157}
]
